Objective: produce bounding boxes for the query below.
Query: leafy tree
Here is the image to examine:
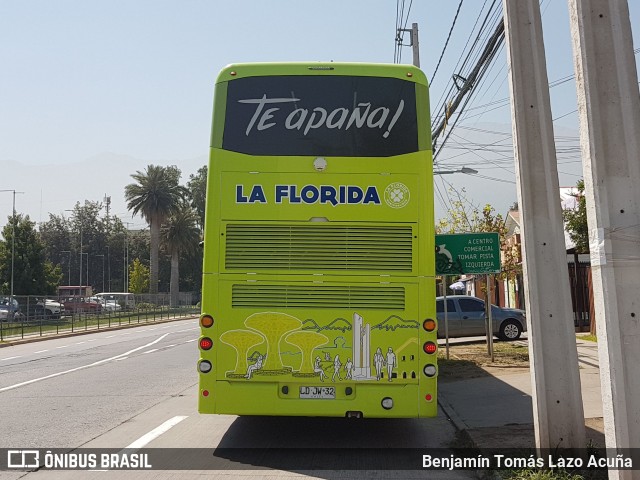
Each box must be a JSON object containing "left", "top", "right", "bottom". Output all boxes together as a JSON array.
[
  {"left": 125, "top": 165, "right": 186, "bottom": 294},
  {"left": 187, "top": 165, "right": 207, "bottom": 231},
  {"left": 0, "top": 214, "right": 62, "bottom": 295},
  {"left": 39, "top": 201, "right": 127, "bottom": 292},
  {"left": 562, "top": 179, "right": 589, "bottom": 253},
  {"left": 129, "top": 258, "right": 150, "bottom": 294},
  {"left": 435, "top": 189, "right": 521, "bottom": 283},
  {"left": 161, "top": 202, "right": 200, "bottom": 306}
]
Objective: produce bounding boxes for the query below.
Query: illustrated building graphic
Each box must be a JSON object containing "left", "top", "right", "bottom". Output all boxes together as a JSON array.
[{"left": 352, "top": 312, "right": 373, "bottom": 379}]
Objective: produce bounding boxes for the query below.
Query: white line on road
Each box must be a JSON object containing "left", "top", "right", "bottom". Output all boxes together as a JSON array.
[
  {"left": 1, "top": 356, "right": 22, "bottom": 361},
  {"left": 124, "top": 416, "right": 188, "bottom": 450},
  {"left": 141, "top": 349, "right": 158, "bottom": 355},
  {"left": 55, "top": 345, "right": 69, "bottom": 349},
  {"left": 105, "top": 335, "right": 116, "bottom": 338},
  {"left": 87, "top": 339, "right": 96, "bottom": 342},
  {"left": 0, "top": 333, "right": 170, "bottom": 393},
  {"left": 165, "top": 344, "right": 176, "bottom": 348},
  {"left": 115, "top": 357, "right": 128, "bottom": 361},
  {"left": 185, "top": 339, "right": 196, "bottom": 343},
  {"left": 34, "top": 350, "right": 49, "bottom": 354},
  {"left": 75, "top": 341, "right": 86, "bottom": 345}
]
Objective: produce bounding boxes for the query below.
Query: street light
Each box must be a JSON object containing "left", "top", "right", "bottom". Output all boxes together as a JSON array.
[
  {"left": 61, "top": 251, "right": 72, "bottom": 285},
  {"left": 81, "top": 252, "right": 89, "bottom": 292},
  {"left": 96, "top": 254, "right": 105, "bottom": 293},
  {"left": 1, "top": 190, "right": 24, "bottom": 309},
  {"left": 433, "top": 167, "right": 479, "bottom": 175},
  {"left": 65, "top": 209, "right": 83, "bottom": 288}
]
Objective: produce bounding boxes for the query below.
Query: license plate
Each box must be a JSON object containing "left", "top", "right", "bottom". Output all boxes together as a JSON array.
[{"left": 299, "top": 386, "right": 336, "bottom": 399}]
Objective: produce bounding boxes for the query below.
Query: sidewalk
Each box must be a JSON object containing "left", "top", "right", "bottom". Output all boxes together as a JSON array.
[{"left": 438, "top": 339, "right": 605, "bottom": 449}]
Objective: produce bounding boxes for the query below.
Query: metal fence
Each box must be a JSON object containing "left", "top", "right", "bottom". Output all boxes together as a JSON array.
[{"left": 0, "top": 294, "right": 200, "bottom": 342}]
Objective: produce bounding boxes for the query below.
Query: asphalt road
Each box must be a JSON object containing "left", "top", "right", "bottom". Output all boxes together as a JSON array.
[{"left": 0, "top": 319, "right": 476, "bottom": 479}]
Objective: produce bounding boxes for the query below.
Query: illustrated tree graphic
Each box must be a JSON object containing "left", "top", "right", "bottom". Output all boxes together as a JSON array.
[
  {"left": 244, "top": 312, "right": 302, "bottom": 371},
  {"left": 219, "top": 330, "right": 265, "bottom": 375},
  {"left": 285, "top": 331, "right": 329, "bottom": 374}
]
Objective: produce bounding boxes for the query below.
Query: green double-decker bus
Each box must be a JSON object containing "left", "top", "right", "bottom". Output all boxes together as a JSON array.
[{"left": 198, "top": 62, "right": 437, "bottom": 418}]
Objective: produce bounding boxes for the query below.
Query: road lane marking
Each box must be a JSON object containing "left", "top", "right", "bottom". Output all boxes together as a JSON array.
[
  {"left": 124, "top": 416, "right": 188, "bottom": 450},
  {"left": 115, "top": 357, "right": 128, "bottom": 361},
  {"left": 1, "top": 356, "right": 22, "bottom": 361},
  {"left": 0, "top": 333, "right": 170, "bottom": 393},
  {"left": 87, "top": 339, "right": 97, "bottom": 342},
  {"left": 105, "top": 335, "right": 116, "bottom": 338},
  {"left": 165, "top": 344, "right": 176, "bottom": 348},
  {"left": 75, "top": 341, "right": 86, "bottom": 345},
  {"left": 185, "top": 339, "right": 196, "bottom": 343},
  {"left": 142, "top": 349, "right": 158, "bottom": 355},
  {"left": 34, "top": 350, "right": 49, "bottom": 354},
  {"left": 55, "top": 345, "right": 69, "bottom": 349}
]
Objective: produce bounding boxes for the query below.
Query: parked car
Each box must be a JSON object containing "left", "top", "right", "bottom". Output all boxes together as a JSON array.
[
  {"left": 88, "top": 296, "right": 122, "bottom": 312},
  {"left": 62, "top": 296, "right": 103, "bottom": 314},
  {"left": 436, "top": 295, "right": 527, "bottom": 340},
  {"left": 36, "top": 298, "right": 63, "bottom": 319},
  {"left": 0, "top": 297, "right": 21, "bottom": 321}
]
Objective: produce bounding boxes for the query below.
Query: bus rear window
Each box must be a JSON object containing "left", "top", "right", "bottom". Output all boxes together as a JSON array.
[{"left": 221, "top": 75, "right": 418, "bottom": 157}]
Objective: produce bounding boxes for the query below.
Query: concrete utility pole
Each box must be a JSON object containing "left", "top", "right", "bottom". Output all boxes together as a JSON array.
[
  {"left": 411, "top": 23, "right": 420, "bottom": 68},
  {"left": 502, "top": 0, "right": 585, "bottom": 449},
  {"left": 568, "top": 1, "right": 640, "bottom": 475}
]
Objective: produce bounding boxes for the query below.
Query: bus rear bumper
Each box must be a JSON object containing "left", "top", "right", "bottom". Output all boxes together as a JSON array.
[{"left": 199, "top": 381, "right": 438, "bottom": 418}]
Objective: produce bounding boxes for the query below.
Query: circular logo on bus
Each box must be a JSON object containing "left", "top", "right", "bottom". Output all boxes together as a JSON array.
[{"left": 384, "top": 183, "right": 410, "bottom": 208}]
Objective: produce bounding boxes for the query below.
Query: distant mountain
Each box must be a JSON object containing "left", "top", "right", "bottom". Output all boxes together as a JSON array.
[
  {"left": 371, "top": 315, "right": 419, "bottom": 332},
  {"left": 0, "top": 152, "right": 207, "bottom": 224},
  {"left": 301, "top": 317, "right": 352, "bottom": 333}
]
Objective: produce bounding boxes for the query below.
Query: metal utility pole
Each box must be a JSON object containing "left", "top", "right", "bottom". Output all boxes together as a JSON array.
[
  {"left": 502, "top": 0, "right": 585, "bottom": 449},
  {"left": 568, "top": 1, "right": 640, "bottom": 475}
]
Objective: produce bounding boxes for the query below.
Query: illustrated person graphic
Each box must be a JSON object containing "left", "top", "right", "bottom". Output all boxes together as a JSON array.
[
  {"left": 373, "top": 347, "right": 385, "bottom": 381},
  {"left": 314, "top": 356, "right": 327, "bottom": 382},
  {"left": 245, "top": 354, "right": 265, "bottom": 380},
  {"left": 332, "top": 354, "right": 342, "bottom": 382},
  {"left": 344, "top": 357, "right": 353, "bottom": 380},
  {"left": 386, "top": 347, "right": 397, "bottom": 382}
]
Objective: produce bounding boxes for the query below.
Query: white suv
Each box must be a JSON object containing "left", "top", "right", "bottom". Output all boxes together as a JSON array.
[{"left": 37, "top": 298, "right": 63, "bottom": 318}]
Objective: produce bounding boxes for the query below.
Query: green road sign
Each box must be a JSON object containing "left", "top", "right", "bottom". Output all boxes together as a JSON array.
[{"left": 435, "top": 232, "right": 501, "bottom": 275}]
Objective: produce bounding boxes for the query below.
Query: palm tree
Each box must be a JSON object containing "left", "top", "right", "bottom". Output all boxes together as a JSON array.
[
  {"left": 125, "top": 165, "right": 185, "bottom": 294},
  {"left": 162, "top": 203, "right": 200, "bottom": 306}
]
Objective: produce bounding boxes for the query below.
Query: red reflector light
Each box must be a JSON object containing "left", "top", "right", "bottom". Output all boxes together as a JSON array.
[
  {"left": 423, "top": 342, "right": 437, "bottom": 354},
  {"left": 202, "top": 390, "right": 209, "bottom": 397},
  {"left": 423, "top": 319, "right": 436, "bottom": 331},
  {"left": 425, "top": 394, "right": 433, "bottom": 402},
  {"left": 200, "top": 315, "right": 214, "bottom": 328},
  {"left": 200, "top": 337, "right": 213, "bottom": 350}
]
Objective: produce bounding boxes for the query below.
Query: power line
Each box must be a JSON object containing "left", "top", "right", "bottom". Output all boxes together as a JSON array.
[{"left": 431, "top": 0, "right": 465, "bottom": 84}]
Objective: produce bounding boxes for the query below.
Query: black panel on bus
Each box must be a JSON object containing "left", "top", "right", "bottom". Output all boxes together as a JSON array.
[{"left": 222, "top": 75, "right": 418, "bottom": 157}]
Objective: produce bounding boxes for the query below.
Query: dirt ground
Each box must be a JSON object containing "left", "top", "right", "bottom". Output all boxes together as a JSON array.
[{"left": 438, "top": 340, "right": 531, "bottom": 382}]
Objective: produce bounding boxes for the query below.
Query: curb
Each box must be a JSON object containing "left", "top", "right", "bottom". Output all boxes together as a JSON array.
[
  {"left": 0, "top": 315, "right": 199, "bottom": 348},
  {"left": 438, "top": 392, "right": 470, "bottom": 433}
]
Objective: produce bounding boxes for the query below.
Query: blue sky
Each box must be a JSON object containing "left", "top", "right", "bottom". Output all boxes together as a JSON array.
[{"left": 1, "top": 1, "right": 638, "bottom": 225}]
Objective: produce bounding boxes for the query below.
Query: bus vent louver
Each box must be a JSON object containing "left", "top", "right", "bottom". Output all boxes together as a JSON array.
[
  {"left": 232, "top": 284, "right": 406, "bottom": 310},
  {"left": 225, "top": 224, "right": 413, "bottom": 272}
]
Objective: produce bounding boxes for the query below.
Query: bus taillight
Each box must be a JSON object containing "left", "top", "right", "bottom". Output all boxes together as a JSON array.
[
  {"left": 425, "top": 394, "right": 434, "bottom": 402},
  {"left": 423, "top": 342, "right": 437, "bottom": 354},
  {"left": 200, "top": 315, "right": 214, "bottom": 328},
  {"left": 422, "top": 319, "right": 436, "bottom": 331},
  {"left": 200, "top": 338, "right": 213, "bottom": 350}
]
